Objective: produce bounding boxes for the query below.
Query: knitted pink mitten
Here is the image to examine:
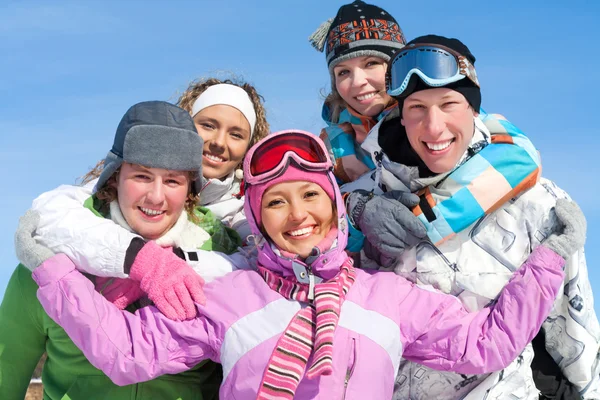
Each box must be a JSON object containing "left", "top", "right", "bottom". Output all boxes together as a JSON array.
[
  {"left": 129, "top": 241, "right": 206, "bottom": 320},
  {"left": 95, "top": 277, "right": 144, "bottom": 310}
]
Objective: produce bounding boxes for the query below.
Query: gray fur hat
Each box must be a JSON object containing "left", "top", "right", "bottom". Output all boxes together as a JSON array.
[{"left": 96, "top": 101, "right": 203, "bottom": 194}]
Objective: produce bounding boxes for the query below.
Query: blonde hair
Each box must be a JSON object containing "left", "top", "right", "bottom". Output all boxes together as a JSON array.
[
  {"left": 323, "top": 60, "right": 395, "bottom": 123},
  {"left": 322, "top": 85, "right": 347, "bottom": 124},
  {"left": 177, "top": 77, "right": 270, "bottom": 150},
  {"left": 80, "top": 160, "right": 201, "bottom": 223}
]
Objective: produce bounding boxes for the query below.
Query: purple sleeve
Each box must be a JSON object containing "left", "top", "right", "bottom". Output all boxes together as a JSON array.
[
  {"left": 400, "top": 245, "right": 565, "bottom": 374},
  {"left": 33, "top": 254, "right": 221, "bottom": 386}
]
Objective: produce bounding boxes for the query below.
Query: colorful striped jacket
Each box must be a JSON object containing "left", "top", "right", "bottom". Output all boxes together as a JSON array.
[
  {"left": 319, "top": 102, "right": 395, "bottom": 185},
  {"left": 346, "top": 114, "right": 600, "bottom": 399},
  {"left": 341, "top": 111, "right": 541, "bottom": 248}
]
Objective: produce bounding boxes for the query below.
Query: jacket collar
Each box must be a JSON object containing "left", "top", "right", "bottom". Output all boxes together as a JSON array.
[
  {"left": 345, "top": 103, "right": 397, "bottom": 144},
  {"left": 364, "top": 115, "right": 491, "bottom": 191},
  {"left": 108, "top": 201, "right": 210, "bottom": 248},
  {"left": 322, "top": 101, "right": 398, "bottom": 145},
  {"left": 199, "top": 171, "right": 242, "bottom": 206}
]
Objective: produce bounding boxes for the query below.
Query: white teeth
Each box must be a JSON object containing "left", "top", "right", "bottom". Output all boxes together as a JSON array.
[
  {"left": 205, "top": 154, "right": 225, "bottom": 162},
  {"left": 140, "top": 207, "right": 165, "bottom": 216},
  {"left": 288, "top": 227, "right": 313, "bottom": 237},
  {"left": 426, "top": 140, "right": 453, "bottom": 151},
  {"left": 356, "top": 92, "right": 376, "bottom": 101}
]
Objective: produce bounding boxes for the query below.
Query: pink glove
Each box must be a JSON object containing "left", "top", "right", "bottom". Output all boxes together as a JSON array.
[
  {"left": 95, "top": 277, "right": 145, "bottom": 310},
  {"left": 129, "top": 241, "right": 206, "bottom": 320}
]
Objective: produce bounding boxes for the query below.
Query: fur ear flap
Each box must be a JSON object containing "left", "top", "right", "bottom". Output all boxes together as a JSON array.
[{"left": 308, "top": 18, "right": 334, "bottom": 52}]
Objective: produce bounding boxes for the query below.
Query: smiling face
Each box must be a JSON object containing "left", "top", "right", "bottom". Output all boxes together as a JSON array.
[
  {"left": 401, "top": 88, "right": 478, "bottom": 174},
  {"left": 193, "top": 104, "right": 251, "bottom": 180},
  {"left": 333, "top": 55, "right": 392, "bottom": 117},
  {"left": 116, "top": 163, "right": 190, "bottom": 240},
  {"left": 260, "top": 181, "right": 335, "bottom": 258}
]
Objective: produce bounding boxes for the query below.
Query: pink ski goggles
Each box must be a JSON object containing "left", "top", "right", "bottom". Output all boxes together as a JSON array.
[{"left": 243, "top": 130, "right": 333, "bottom": 186}]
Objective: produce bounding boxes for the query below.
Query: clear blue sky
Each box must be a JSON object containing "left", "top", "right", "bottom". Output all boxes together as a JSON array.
[{"left": 1, "top": 0, "right": 599, "bottom": 311}]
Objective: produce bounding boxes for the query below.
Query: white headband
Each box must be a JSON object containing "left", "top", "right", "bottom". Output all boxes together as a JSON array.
[{"left": 191, "top": 83, "right": 257, "bottom": 138}]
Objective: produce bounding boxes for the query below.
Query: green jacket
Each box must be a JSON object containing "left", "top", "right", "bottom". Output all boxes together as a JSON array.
[
  {"left": 0, "top": 200, "right": 241, "bottom": 399},
  {"left": 0, "top": 264, "right": 223, "bottom": 400}
]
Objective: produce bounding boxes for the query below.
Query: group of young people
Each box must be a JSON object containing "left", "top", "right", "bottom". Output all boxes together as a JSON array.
[{"left": 0, "top": 1, "right": 598, "bottom": 399}]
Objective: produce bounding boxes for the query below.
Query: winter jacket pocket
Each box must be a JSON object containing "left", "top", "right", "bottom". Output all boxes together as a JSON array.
[
  {"left": 469, "top": 208, "right": 529, "bottom": 272},
  {"left": 60, "top": 375, "right": 126, "bottom": 400},
  {"left": 60, "top": 374, "right": 204, "bottom": 400},
  {"left": 137, "top": 377, "right": 205, "bottom": 400},
  {"left": 411, "top": 241, "right": 459, "bottom": 296}
]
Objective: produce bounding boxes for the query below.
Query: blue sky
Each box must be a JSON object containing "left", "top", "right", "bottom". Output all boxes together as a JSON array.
[{"left": 1, "top": 0, "right": 599, "bottom": 312}]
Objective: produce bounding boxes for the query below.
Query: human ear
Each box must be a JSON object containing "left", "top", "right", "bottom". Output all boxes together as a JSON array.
[{"left": 109, "top": 172, "right": 120, "bottom": 189}]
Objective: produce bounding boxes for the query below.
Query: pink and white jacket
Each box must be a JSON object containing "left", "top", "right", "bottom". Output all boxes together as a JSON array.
[{"left": 33, "top": 167, "right": 566, "bottom": 399}]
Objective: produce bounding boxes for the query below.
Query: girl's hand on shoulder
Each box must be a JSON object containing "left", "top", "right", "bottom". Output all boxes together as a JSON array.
[
  {"left": 543, "top": 199, "right": 587, "bottom": 259},
  {"left": 14, "top": 209, "right": 55, "bottom": 271}
]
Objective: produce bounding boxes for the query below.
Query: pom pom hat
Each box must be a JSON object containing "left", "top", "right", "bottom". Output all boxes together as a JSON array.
[{"left": 309, "top": 1, "right": 406, "bottom": 76}]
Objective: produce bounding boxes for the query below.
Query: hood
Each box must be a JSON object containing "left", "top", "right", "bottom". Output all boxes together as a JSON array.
[{"left": 243, "top": 167, "right": 349, "bottom": 281}]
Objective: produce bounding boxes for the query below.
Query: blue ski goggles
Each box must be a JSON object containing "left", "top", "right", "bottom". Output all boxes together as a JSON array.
[{"left": 387, "top": 44, "right": 480, "bottom": 97}]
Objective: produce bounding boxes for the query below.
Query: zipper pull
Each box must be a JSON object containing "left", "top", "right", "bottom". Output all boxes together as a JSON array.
[
  {"left": 308, "top": 273, "right": 316, "bottom": 301},
  {"left": 292, "top": 261, "right": 322, "bottom": 302},
  {"left": 374, "top": 151, "right": 384, "bottom": 168}
]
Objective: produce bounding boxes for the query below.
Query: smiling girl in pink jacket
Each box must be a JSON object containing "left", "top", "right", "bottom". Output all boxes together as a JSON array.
[{"left": 31, "top": 130, "right": 583, "bottom": 399}]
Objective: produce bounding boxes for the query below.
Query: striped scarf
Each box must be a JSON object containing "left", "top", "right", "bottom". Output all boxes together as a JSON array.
[{"left": 256, "top": 263, "right": 356, "bottom": 400}]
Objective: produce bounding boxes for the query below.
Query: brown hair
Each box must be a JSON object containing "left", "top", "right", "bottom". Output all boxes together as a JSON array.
[
  {"left": 176, "top": 77, "right": 269, "bottom": 151},
  {"left": 79, "top": 160, "right": 201, "bottom": 223}
]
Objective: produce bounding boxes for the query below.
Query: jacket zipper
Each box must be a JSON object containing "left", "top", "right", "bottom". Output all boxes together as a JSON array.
[
  {"left": 307, "top": 265, "right": 316, "bottom": 301},
  {"left": 342, "top": 338, "right": 357, "bottom": 399},
  {"left": 419, "top": 240, "right": 456, "bottom": 271}
]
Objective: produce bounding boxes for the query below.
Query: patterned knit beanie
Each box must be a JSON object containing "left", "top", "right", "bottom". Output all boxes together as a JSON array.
[
  {"left": 247, "top": 163, "right": 336, "bottom": 228},
  {"left": 394, "top": 34, "right": 481, "bottom": 112},
  {"left": 309, "top": 0, "right": 406, "bottom": 76}
]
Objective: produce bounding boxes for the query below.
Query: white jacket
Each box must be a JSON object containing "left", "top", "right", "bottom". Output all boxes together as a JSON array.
[
  {"left": 27, "top": 180, "right": 250, "bottom": 280},
  {"left": 198, "top": 171, "right": 250, "bottom": 240},
  {"left": 344, "top": 119, "right": 600, "bottom": 400}
]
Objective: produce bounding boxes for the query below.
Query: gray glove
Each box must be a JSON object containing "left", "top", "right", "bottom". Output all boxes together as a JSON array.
[
  {"left": 543, "top": 199, "right": 587, "bottom": 259},
  {"left": 347, "top": 190, "right": 427, "bottom": 258},
  {"left": 14, "top": 209, "right": 55, "bottom": 271},
  {"left": 363, "top": 237, "right": 396, "bottom": 268}
]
